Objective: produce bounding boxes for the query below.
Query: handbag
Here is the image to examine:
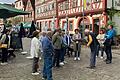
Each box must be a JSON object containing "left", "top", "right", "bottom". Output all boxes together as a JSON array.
[{"left": 0, "top": 44, "right": 8, "bottom": 48}]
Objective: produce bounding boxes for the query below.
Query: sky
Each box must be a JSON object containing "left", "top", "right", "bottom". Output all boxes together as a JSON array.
[{"left": 0, "top": 0, "right": 15, "bottom": 4}]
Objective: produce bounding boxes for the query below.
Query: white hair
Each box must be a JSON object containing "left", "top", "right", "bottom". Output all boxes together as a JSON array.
[{"left": 84, "top": 29, "right": 90, "bottom": 33}]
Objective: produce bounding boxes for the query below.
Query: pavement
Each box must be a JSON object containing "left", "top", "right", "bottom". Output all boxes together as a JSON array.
[{"left": 0, "top": 38, "right": 120, "bottom": 80}]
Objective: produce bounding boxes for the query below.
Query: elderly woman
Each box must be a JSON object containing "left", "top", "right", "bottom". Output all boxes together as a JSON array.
[{"left": 72, "top": 29, "right": 82, "bottom": 61}]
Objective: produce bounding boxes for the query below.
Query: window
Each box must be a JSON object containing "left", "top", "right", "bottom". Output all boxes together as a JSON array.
[
  {"left": 70, "top": 0, "right": 78, "bottom": 8},
  {"left": 20, "top": 2, "right": 21, "bottom": 6},
  {"left": 69, "top": 21, "right": 73, "bottom": 31},
  {"left": 16, "top": 3, "right": 18, "bottom": 7}
]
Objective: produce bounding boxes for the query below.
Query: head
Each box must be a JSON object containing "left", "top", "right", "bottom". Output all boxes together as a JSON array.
[
  {"left": 84, "top": 29, "right": 90, "bottom": 36},
  {"left": 100, "top": 30, "right": 104, "bottom": 34},
  {"left": 32, "top": 31, "right": 40, "bottom": 38},
  {"left": 46, "top": 31, "right": 52, "bottom": 38},
  {"left": 61, "top": 29, "right": 65, "bottom": 36},
  {"left": 41, "top": 32, "right": 46, "bottom": 37},
  {"left": 20, "top": 23, "right": 23, "bottom": 27},
  {"left": 108, "top": 25, "right": 113, "bottom": 30},
  {"left": 47, "top": 28, "right": 52, "bottom": 31},
  {"left": 56, "top": 28, "right": 61, "bottom": 34},
  {"left": 74, "top": 29, "right": 79, "bottom": 34},
  {"left": 66, "top": 31, "right": 69, "bottom": 35}
]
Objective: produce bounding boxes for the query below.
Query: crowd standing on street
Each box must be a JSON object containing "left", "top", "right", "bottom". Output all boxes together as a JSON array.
[{"left": 0, "top": 21, "right": 116, "bottom": 80}]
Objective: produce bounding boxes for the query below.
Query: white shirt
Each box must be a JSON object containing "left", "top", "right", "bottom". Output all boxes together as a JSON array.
[{"left": 30, "top": 37, "right": 41, "bottom": 58}]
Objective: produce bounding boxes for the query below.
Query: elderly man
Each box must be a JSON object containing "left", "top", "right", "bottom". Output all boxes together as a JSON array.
[
  {"left": 41, "top": 31, "right": 54, "bottom": 80},
  {"left": 84, "top": 29, "right": 99, "bottom": 69}
]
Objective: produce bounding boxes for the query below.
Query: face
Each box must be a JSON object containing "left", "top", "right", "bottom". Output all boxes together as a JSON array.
[
  {"left": 75, "top": 30, "right": 79, "bottom": 34},
  {"left": 100, "top": 30, "right": 103, "bottom": 34},
  {"left": 108, "top": 25, "right": 112, "bottom": 30}
]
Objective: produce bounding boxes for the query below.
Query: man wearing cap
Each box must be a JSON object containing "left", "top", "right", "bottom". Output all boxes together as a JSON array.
[{"left": 85, "top": 29, "right": 99, "bottom": 69}]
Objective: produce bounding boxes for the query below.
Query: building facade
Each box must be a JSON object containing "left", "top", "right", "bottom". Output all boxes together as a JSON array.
[
  {"left": 33, "top": 0, "right": 107, "bottom": 34},
  {"left": 58, "top": 0, "right": 107, "bottom": 34},
  {"left": 35, "top": 0, "right": 57, "bottom": 31},
  {"left": 15, "top": 0, "right": 25, "bottom": 22},
  {"left": 24, "top": 0, "right": 35, "bottom": 22}
]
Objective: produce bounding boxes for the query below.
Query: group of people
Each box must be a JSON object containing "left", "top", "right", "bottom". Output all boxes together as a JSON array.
[{"left": 30, "top": 24, "right": 116, "bottom": 80}]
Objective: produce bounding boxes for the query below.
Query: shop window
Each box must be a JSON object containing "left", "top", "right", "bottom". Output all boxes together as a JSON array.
[{"left": 69, "top": 21, "right": 73, "bottom": 31}]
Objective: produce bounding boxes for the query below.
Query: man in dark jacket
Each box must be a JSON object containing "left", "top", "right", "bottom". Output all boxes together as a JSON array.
[{"left": 85, "top": 29, "right": 99, "bottom": 69}]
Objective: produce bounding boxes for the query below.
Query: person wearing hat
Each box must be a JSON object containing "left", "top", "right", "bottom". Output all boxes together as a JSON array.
[
  {"left": 30, "top": 31, "right": 41, "bottom": 75},
  {"left": 72, "top": 29, "right": 82, "bottom": 61},
  {"left": 84, "top": 29, "right": 99, "bottom": 69}
]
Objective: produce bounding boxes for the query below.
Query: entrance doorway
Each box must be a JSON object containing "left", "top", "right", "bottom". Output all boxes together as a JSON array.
[
  {"left": 93, "top": 19, "right": 99, "bottom": 36},
  {"left": 78, "top": 18, "right": 90, "bottom": 38}
]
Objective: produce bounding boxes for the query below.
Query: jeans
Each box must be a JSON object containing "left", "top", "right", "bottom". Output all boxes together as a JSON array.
[
  {"left": 32, "top": 57, "right": 39, "bottom": 73},
  {"left": 105, "top": 45, "right": 112, "bottom": 61},
  {"left": 60, "top": 48, "right": 66, "bottom": 62},
  {"left": 43, "top": 57, "right": 53, "bottom": 80},
  {"left": 74, "top": 44, "right": 81, "bottom": 57},
  {"left": 1, "top": 48, "right": 8, "bottom": 63},
  {"left": 53, "top": 49, "right": 61, "bottom": 67},
  {"left": 96, "top": 45, "right": 104, "bottom": 57},
  {"left": 90, "top": 47, "right": 97, "bottom": 67}
]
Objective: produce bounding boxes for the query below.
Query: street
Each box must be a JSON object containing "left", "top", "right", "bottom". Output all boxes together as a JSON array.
[{"left": 0, "top": 38, "right": 120, "bottom": 80}]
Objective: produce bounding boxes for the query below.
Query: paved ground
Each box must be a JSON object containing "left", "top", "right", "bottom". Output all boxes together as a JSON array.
[{"left": 0, "top": 38, "right": 120, "bottom": 80}]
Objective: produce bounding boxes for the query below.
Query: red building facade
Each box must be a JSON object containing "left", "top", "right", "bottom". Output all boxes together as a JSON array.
[
  {"left": 24, "top": 0, "right": 108, "bottom": 34},
  {"left": 58, "top": 0, "right": 107, "bottom": 34},
  {"left": 35, "top": 0, "right": 57, "bottom": 31}
]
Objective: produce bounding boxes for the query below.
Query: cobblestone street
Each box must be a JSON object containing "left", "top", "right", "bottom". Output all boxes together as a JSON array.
[{"left": 0, "top": 38, "right": 120, "bottom": 80}]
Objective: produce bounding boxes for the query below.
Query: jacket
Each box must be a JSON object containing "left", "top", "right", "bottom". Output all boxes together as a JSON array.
[
  {"left": 52, "top": 32, "right": 62, "bottom": 49},
  {"left": 30, "top": 37, "right": 41, "bottom": 58}
]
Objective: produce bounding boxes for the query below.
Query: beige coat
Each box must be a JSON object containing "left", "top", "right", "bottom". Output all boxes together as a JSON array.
[{"left": 72, "top": 33, "right": 81, "bottom": 52}]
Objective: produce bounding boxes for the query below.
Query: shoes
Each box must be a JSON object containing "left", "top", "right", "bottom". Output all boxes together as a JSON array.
[
  {"left": 106, "top": 60, "right": 112, "bottom": 64},
  {"left": 74, "top": 57, "right": 80, "bottom": 61},
  {"left": 26, "top": 56, "right": 33, "bottom": 59},
  {"left": 78, "top": 57, "right": 80, "bottom": 61},
  {"left": 42, "top": 77, "right": 46, "bottom": 80},
  {"left": 1, "top": 62, "right": 8, "bottom": 65},
  {"left": 86, "top": 66, "right": 96, "bottom": 69},
  {"left": 59, "top": 62, "right": 64, "bottom": 66},
  {"left": 31, "top": 72, "right": 39, "bottom": 75},
  {"left": 104, "top": 59, "right": 108, "bottom": 62},
  {"left": 100, "top": 56, "right": 104, "bottom": 59},
  {"left": 63, "top": 61, "right": 67, "bottom": 64},
  {"left": 74, "top": 57, "right": 77, "bottom": 60}
]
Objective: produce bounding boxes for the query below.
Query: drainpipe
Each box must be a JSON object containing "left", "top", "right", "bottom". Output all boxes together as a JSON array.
[{"left": 56, "top": 0, "right": 59, "bottom": 29}]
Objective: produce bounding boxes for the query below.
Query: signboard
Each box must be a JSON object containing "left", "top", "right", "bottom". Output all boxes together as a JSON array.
[{"left": 114, "top": 0, "right": 120, "bottom": 10}]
